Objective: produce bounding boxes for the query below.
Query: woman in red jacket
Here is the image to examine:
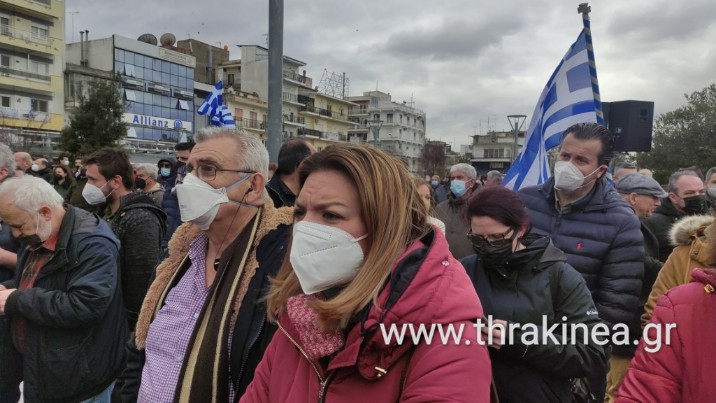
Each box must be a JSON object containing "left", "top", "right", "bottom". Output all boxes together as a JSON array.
[
  {"left": 240, "top": 144, "right": 492, "bottom": 402},
  {"left": 617, "top": 267, "right": 716, "bottom": 402}
]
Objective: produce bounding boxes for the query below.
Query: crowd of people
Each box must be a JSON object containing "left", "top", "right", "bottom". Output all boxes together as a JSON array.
[{"left": 0, "top": 121, "right": 713, "bottom": 402}]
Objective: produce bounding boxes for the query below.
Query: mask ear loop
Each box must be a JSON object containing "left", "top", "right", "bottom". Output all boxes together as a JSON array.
[{"left": 213, "top": 180, "right": 259, "bottom": 271}]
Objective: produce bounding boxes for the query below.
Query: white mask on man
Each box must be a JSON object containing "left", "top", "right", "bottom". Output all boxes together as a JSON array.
[{"left": 553, "top": 161, "right": 601, "bottom": 192}]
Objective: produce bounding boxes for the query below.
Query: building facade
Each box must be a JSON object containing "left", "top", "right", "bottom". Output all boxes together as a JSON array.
[
  {"left": 0, "top": 0, "right": 64, "bottom": 154},
  {"left": 469, "top": 130, "right": 525, "bottom": 174},
  {"left": 347, "top": 91, "right": 426, "bottom": 174},
  {"left": 65, "top": 34, "right": 195, "bottom": 154},
  {"left": 218, "top": 45, "right": 356, "bottom": 150}
]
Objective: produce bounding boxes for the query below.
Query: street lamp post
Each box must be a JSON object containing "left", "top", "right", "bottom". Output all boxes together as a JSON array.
[
  {"left": 367, "top": 119, "right": 383, "bottom": 149},
  {"left": 507, "top": 114, "right": 527, "bottom": 163}
]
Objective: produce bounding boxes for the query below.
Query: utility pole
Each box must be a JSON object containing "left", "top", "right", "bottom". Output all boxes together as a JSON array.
[{"left": 267, "top": 0, "right": 284, "bottom": 163}]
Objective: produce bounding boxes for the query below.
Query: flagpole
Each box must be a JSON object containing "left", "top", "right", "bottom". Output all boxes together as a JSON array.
[{"left": 578, "top": 3, "right": 605, "bottom": 125}]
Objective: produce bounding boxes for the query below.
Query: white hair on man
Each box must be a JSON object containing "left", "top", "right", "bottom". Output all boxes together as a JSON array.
[
  {"left": 486, "top": 170, "right": 503, "bottom": 181},
  {"left": 136, "top": 163, "right": 159, "bottom": 180},
  {"left": 194, "top": 127, "right": 269, "bottom": 178},
  {"left": 0, "top": 176, "right": 64, "bottom": 213},
  {"left": 0, "top": 143, "right": 16, "bottom": 176},
  {"left": 450, "top": 163, "right": 477, "bottom": 180}
]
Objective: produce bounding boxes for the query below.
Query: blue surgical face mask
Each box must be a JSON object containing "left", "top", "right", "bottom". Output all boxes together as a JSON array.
[
  {"left": 451, "top": 180, "right": 468, "bottom": 197},
  {"left": 431, "top": 180, "right": 439, "bottom": 187},
  {"left": 160, "top": 167, "right": 171, "bottom": 177}
]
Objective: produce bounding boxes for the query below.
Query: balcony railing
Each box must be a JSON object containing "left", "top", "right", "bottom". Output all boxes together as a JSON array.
[
  {"left": 0, "top": 66, "right": 51, "bottom": 81},
  {"left": 299, "top": 105, "right": 347, "bottom": 121},
  {"left": 0, "top": 107, "right": 50, "bottom": 121},
  {"left": 234, "top": 117, "right": 265, "bottom": 130},
  {"left": 283, "top": 70, "right": 307, "bottom": 84},
  {"left": 282, "top": 92, "right": 301, "bottom": 104},
  {"left": 283, "top": 114, "right": 305, "bottom": 125},
  {"left": 297, "top": 127, "right": 322, "bottom": 138},
  {"left": 0, "top": 24, "right": 50, "bottom": 45},
  {"left": 30, "top": 0, "right": 51, "bottom": 5}
]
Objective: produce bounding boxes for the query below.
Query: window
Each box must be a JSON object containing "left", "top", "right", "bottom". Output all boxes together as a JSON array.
[
  {"left": 124, "top": 89, "right": 137, "bottom": 102},
  {"left": 177, "top": 99, "right": 189, "bottom": 110},
  {"left": 0, "top": 54, "right": 9, "bottom": 67},
  {"left": 227, "top": 73, "right": 235, "bottom": 85},
  {"left": 124, "top": 64, "right": 135, "bottom": 77},
  {"left": 31, "top": 99, "right": 48, "bottom": 113},
  {"left": 0, "top": 17, "right": 10, "bottom": 36},
  {"left": 31, "top": 26, "right": 48, "bottom": 41},
  {"left": 386, "top": 113, "right": 393, "bottom": 123},
  {"left": 30, "top": 61, "right": 49, "bottom": 76},
  {"left": 1, "top": 96, "right": 10, "bottom": 108},
  {"left": 483, "top": 149, "right": 505, "bottom": 159},
  {"left": 373, "top": 114, "right": 380, "bottom": 121}
]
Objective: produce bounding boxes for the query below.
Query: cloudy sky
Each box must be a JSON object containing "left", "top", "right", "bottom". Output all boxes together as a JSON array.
[{"left": 66, "top": 0, "right": 716, "bottom": 148}]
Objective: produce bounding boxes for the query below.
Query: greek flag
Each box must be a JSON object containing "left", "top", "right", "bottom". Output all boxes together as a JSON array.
[
  {"left": 197, "top": 81, "right": 235, "bottom": 127},
  {"left": 503, "top": 20, "right": 604, "bottom": 191}
]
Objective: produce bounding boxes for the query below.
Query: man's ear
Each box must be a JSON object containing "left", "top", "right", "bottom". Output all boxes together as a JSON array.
[
  {"left": 246, "top": 173, "right": 266, "bottom": 197},
  {"left": 38, "top": 206, "right": 52, "bottom": 220}
]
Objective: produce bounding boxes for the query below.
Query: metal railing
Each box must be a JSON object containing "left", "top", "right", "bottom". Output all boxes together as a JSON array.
[
  {"left": 283, "top": 70, "right": 307, "bottom": 84},
  {"left": 0, "top": 66, "right": 50, "bottom": 81},
  {"left": 0, "top": 24, "right": 50, "bottom": 44},
  {"left": 234, "top": 117, "right": 265, "bottom": 130},
  {"left": 0, "top": 107, "right": 50, "bottom": 121},
  {"left": 299, "top": 105, "right": 347, "bottom": 121}
]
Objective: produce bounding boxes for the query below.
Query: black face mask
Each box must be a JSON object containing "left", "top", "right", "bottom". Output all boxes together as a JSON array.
[
  {"left": 134, "top": 178, "right": 147, "bottom": 190},
  {"left": 469, "top": 235, "right": 515, "bottom": 268},
  {"left": 683, "top": 195, "right": 708, "bottom": 215},
  {"left": 54, "top": 175, "right": 63, "bottom": 181}
]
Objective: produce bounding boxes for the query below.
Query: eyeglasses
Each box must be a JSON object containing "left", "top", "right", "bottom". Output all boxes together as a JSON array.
[
  {"left": 467, "top": 228, "right": 514, "bottom": 246},
  {"left": 186, "top": 164, "right": 255, "bottom": 181}
]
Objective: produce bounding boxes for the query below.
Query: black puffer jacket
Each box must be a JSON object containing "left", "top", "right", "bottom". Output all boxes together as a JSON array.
[
  {"left": 643, "top": 198, "right": 685, "bottom": 262},
  {"left": 105, "top": 192, "right": 167, "bottom": 330},
  {"left": 2, "top": 207, "right": 127, "bottom": 402},
  {"left": 518, "top": 177, "right": 644, "bottom": 353},
  {"left": 159, "top": 158, "right": 181, "bottom": 248},
  {"left": 461, "top": 235, "right": 606, "bottom": 402}
]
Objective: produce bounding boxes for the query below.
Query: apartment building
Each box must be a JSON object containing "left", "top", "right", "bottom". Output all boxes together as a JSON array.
[
  {"left": 0, "top": 0, "right": 64, "bottom": 154},
  {"left": 347, "top": 90, "right": 426, "bottom": 174}
]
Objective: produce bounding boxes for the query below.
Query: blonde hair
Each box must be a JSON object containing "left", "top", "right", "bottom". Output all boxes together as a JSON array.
[{"left": 266, "top": 144, "right": 431, "bottom": 331}]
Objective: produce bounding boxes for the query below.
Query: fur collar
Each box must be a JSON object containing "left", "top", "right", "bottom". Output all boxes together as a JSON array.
[{"left": 135, "top": 201, "right": 293, "bottom": 349}]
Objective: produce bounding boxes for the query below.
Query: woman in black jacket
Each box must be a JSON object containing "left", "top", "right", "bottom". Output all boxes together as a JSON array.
[{"left": 459, "top": 186, "right": 607, "bottom": 402}]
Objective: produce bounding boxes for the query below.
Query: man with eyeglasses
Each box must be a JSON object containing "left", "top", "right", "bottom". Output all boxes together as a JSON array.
[{"left": 121, "top": 127, "right": 293, "bottom": 402}]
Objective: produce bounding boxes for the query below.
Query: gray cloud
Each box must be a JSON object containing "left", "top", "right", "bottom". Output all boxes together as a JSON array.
[{"left": 67, "top": 0, "right": 716, "bottom": 147}]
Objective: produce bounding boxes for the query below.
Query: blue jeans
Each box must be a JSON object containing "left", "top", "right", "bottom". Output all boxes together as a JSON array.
[{"left": 79, "top": 381, "right": 115, "bottom": 403}]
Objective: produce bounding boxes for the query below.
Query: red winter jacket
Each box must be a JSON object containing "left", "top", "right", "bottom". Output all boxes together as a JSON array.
[
  {"left": 617, "top": 268, "right": 716, "bottom": 403},
  {"left": 241, "top": 230, "right": 492, "bottom": 402}
]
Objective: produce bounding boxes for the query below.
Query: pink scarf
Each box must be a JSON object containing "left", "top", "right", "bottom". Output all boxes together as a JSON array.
[{"left": 286, "top": 294, "right": 345, "bottom": 361}]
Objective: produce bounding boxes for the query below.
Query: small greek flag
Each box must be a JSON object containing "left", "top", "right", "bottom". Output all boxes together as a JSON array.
[
  {"left": 504, "top": 16, "right": 604, "bottom": 191},
  {"left": 198, "top": 81, "right": 235, "bottom": 127}
]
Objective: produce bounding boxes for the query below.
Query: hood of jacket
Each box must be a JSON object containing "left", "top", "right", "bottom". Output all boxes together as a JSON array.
[
  {"left": 669, "top": 215, "right": 714, "bottom": 247},
  {"left": 538, "top": 176, "right": 627, "bottom": 213},
  {"left": 280, "top": 228, "right": 483, "bottom": 381},
  {"left": 157, "top": 157, "right": 177, "bottom": 178}
]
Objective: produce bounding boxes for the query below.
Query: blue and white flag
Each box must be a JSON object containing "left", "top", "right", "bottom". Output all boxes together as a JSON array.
[
  {"left": 197, "top": 81, "right": 235, "bottom": 127},
  {"left": 504, "top": 19, "right": 604, "bottom": 191}
]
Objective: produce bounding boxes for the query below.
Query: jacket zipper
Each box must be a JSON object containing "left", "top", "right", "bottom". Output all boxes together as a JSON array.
[
  {"left": 237, "top": 319, "right": 265, "bottom": 383},
  {"left": 277, "top": 322, "right": 332, "bottom": 402}
]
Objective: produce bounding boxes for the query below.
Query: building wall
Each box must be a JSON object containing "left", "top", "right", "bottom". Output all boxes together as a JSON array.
[
  {"left": 347, "top": 91, "right": 426, "bottom": 174},
  {"left": 65, "top": 35, "right": 196, "bottom": 147},
  {"left": 177, "top": 39, "right": 229, "bottom": 85},
  {"left": 470, "top": 131, "right": 525, "bottom": 174},
  {"left": 0, "top": 0, "right": 65, "bottom": 143}
]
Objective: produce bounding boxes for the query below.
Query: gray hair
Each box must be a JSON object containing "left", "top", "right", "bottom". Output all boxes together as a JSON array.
[
  {"left": 0, "top": 176, "right": 64, "bottom": 213},
  {"left": 667, "top": 170, "right": 701, "bottom": 193},
  {"left": 486, "top": 170, "right": 502, "bottom": 180},
  {"left": 135, "top": 163, "right": 158, "bottom": 180},
  {"left": 450, "top": 163, "right": 477, "bottom": 180},
  {"left": 0, "top": 143, "right": 16, "bottom": 176},
  {"left": 194, "top": 127, "right": 269, "bottom": 178}
]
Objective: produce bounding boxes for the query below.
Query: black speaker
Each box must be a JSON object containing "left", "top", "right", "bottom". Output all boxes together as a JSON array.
[{"left": 602, "top": 100, "right": 655, "bottom": 152}]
